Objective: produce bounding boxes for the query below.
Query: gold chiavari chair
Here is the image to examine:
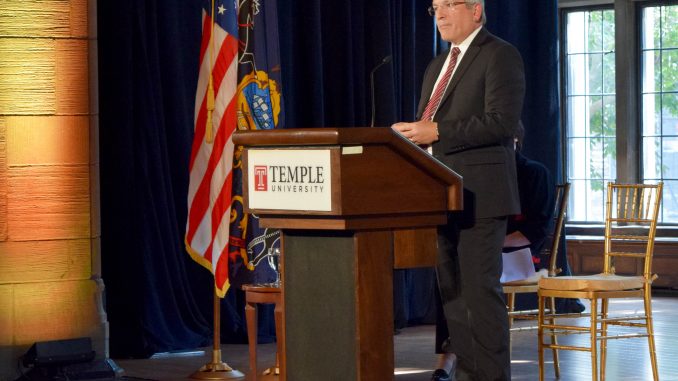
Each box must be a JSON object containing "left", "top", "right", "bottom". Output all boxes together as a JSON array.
[
  {"left": 503, "top": 183, "right": 570, "bottom": 377},
  {"left": 537, "top": 182, "right": 662, "bottom": 381}
]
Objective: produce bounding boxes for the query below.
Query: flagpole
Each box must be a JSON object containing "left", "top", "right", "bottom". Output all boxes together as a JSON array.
[{"left": 190, "top": 288, "right": 244, "bottom": 380}]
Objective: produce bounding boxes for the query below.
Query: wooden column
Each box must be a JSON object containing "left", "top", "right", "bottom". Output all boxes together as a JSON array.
[{"left": 0, "top": 1, "right": 105, "bottom": 380}]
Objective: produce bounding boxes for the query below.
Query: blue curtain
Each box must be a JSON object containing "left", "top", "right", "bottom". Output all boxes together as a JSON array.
[
  {"left": 278, "top": 0, "right": 435, "bottom": 128},
  {"left": 98, "top": 0, "right": 242, "bottom": 357},
  {"left": 98, "top": 0, "right": 561, "bottom": 356},
  {"left": 485, "top": 0, "right": 561, "bottom": 181}
]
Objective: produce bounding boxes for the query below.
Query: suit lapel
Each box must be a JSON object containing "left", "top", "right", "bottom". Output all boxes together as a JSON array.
[
  {"left": 436, "top": 28, "right": 488, "bottom": 112},
  {"left": 418, "top": 55, "right": 447, "bottom": 117}
]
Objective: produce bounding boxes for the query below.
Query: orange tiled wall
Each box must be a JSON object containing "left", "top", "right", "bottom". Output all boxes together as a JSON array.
[{"left": 0, "top": 1, "right": 105, "bottom": 379}]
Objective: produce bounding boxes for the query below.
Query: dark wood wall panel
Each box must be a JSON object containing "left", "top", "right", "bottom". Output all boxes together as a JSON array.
[{"left": 567, "top": 238, "right": 678, "bottom": 288}]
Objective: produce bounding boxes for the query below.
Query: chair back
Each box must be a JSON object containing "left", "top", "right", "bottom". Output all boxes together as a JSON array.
[
  {"left": 543, "top": 183, "right": 570, "bottom": 277},
  {"left": 603, "top": 182, "right": 663, "bottom": 279}
]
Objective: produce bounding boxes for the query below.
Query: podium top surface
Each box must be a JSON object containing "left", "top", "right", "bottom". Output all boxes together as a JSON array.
[{"left": 235, "top": 127, "right": 401, "bottom": 146}]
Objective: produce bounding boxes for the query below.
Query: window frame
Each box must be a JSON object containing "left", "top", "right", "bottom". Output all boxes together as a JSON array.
[
  {"left": 559, "top": 0, "right": 678, "bottom": 234},
  {"left": 560, "top": 4, "right": 618, "bottom": 223}
]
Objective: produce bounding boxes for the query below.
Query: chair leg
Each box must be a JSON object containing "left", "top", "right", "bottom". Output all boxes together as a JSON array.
[
  {"left": 274, "top": 297, "right": 285, "bottom": 381},
  {"left": 507, "top": 292, "right": 515, "bottom": 328},
  {"left": 644, "top": 287, "right": 659, "bottom": 381},
  {"left": 245, "top": 300, "right": 258, "bottom": 380},
  {"left": 537, "top": 293, "right": 545, "bottom": 381},
  {"left": 505, "top": 292, "right": 515, "bottom": 357},
  {"left": 547, "top": 296, "right": 560, "bottom": 379},
  {"left": 590, "top": 298, "right": 598, "bottom": 381},
  {"left": 600, "top": 298, "right": 608, "bottom": 381}
]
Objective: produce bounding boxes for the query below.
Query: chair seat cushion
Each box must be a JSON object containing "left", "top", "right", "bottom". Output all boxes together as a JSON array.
[
  {"left": 503, "top": 268, "right": 549, "bottom": 286},
  {"left": 538, "top": 273, "right": 646, "bottom": 291}
]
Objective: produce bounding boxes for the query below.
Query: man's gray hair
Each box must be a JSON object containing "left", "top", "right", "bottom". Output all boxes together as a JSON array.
[{"left": 465, "top": 0, "right": 486, "bottom": 25}]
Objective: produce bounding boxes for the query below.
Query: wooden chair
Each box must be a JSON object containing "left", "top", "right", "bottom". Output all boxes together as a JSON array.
[
  {"left": 537, "top": 182, "right": 663, "bottom": 381},
  {"left": 243, "top": 284, "right": 284, "bottom": 380},
  {"left": 502, "top": 183, "right": 569, "bottom": 376}
]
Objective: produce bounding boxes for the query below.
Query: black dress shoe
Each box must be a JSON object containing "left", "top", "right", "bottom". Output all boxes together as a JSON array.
[{"left": 430, "top": 368, "right": 451, "bottom": 381}]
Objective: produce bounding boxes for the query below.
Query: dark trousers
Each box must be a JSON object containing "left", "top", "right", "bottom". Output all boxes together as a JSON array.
[{"left": 436, "top": 216, "right": 510, "bottom": 381}]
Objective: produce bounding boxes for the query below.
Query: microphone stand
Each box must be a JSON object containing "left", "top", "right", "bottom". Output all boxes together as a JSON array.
[{"left": 370, "top": 55, "right": 392, "bottom": 127}]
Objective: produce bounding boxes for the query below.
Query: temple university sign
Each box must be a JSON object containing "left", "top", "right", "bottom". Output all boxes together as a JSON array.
[{"left": 247, "top": 149, "right": 332, "bottom": 211}]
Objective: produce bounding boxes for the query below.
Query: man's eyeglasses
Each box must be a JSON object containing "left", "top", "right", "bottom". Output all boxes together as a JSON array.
[{"left": 427, "top": 2, "right": 468, "bottom": 16}]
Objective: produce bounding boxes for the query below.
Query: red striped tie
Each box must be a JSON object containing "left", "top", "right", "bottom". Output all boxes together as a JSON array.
[{"left": 421, "top": 47, "right": 461, "bottom": 121}]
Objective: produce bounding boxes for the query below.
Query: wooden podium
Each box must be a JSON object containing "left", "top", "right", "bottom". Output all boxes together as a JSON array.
[{"left": 232, "top": 127, "right": 462, "bottom": 381}]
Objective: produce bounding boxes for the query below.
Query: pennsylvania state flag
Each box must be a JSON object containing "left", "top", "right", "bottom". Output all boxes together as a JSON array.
[{"left": 229, "top": 0, "right": 284, "bottom": 288}]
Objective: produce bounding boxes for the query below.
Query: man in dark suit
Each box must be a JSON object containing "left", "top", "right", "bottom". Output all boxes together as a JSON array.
[{"left": 392, "top": 1, "right": 525, "bottom": 380}]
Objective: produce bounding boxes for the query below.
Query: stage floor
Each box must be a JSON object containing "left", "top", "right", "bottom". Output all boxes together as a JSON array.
[{"left": 115, "top": 295, "right": 678, "bottom": 381}]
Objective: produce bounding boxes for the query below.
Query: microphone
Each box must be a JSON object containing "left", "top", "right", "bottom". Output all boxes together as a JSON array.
[{"left": 370, "top": 55, "right": 392, "bottom": 127}]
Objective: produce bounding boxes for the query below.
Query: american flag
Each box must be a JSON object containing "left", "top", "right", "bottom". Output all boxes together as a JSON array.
[{"left": 185, "top": 1, "right": 239, "bottom": 297}]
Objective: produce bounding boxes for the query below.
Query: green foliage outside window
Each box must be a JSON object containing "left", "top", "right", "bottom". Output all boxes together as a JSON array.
[{"left": 585, "top": 10, "right": 615, "bottom": 192}]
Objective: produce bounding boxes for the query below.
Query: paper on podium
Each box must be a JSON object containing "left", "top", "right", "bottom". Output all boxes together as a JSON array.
[{"left": 500, "top": 247, "right": 536, "bottom": 283}]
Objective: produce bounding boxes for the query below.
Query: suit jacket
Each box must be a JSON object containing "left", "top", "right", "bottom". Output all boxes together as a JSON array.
[{"left": 418, "top": 28, "right": 525, "bottom": 219}]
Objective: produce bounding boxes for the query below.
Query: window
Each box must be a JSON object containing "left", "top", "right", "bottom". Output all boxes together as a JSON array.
[
  {"left": 562, "top": 7, "right": 616, "bottom": 222},
  {"left": 641, "top": 4, "right": 678, "bottom": 222},
  {"left": 561, "top": 1, "right": 678, "bottom": 224}
]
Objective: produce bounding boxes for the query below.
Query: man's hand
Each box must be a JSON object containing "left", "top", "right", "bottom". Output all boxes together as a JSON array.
[{"left": 391, "top": 120, "right": 438, "bottom": 145}]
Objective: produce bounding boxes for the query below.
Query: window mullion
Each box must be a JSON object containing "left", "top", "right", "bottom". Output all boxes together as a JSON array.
[{"left": 614, "top": 0, "right": 639, "bottom": 184}]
